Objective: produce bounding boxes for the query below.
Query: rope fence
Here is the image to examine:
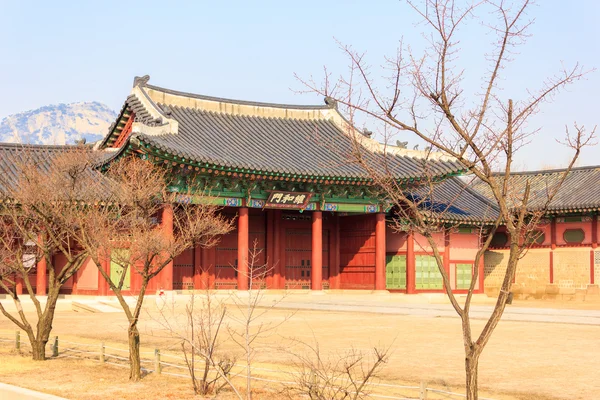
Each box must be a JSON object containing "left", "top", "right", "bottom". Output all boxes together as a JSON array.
[{"left": 0, "top": 331, "right": 496, "bottom": 400}]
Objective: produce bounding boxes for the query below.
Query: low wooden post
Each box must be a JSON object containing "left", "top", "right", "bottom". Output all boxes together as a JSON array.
[
  {"left": 419, "top": 381, "right": 428, "bottom": 399},
  {"left": 99, "top": 342, "right": 105, "bottom": 363},
  {"left": 52, "top": 336, "right": 59, "bottom": 357},
  {"left": 15, "top": 331, "right": 20, "bottom": 351},
  {"left": 154, "top": 349, "right": 161, "bottom": 374}
]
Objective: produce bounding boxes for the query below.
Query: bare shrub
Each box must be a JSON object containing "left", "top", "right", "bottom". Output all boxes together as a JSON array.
[{"left": 287, "top": 340, "right": 390, "bottom": 400}]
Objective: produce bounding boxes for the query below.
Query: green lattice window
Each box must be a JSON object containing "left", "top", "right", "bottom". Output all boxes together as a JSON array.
[
  {"left": 456, "top": 263, "right": 473, "bottom": 290},
  {"left": 386, "top": 255, "right": 406, "bottom": 289},
  {"left": 416, "top": 255, "right": 443, "bottom": 290},
  {"left": 563, "top": 229, "right": 585, "bottom": 244}
]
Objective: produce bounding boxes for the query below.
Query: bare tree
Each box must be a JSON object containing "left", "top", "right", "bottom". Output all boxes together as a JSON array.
[
  {"left": 71, "top": 156, "right": 233, "bottom": 381},
  {"left": 298, "top": 1, "right": 596, "bottom": 398},
  {"left": 0, "top": 146, "right": 99, "bottom": 360},
  {"left": 227, "top": 241, "right": 292, "bottom": 400},
  {"left": 152, "top": 288, "right": 240, "bottom": 398}
]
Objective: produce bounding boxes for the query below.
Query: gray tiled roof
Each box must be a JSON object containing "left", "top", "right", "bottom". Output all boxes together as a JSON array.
[
  {"left": 408, "top": 177, "right": 498, "bottom": 223},
  {"left": 470, "top": 166, "right": 600, "bottom": 213},
  {"left": 132, "top": 103, "right": 465, "bottom": 180},
  {"left": 0, "top": 143, "right": 112, "bottom": 200}
]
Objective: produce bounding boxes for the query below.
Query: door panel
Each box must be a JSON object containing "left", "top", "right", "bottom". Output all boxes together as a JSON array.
[
  {"left": 386, "top": 255, "right": 407, "bottom": 289},
  {"left": 285, "top": 229, "right": 312, "bottom": 289},
  {"left": 456, "top": 263, "right": 473, "bottom": 290},
  {"left": 174, "top": 248, "right": 194, "bottom": 290},
  {"left": 284, "top": 228, "right": 329, "bottom": 289},
  {"left": 214, "top": 228, "right": 238, "bottom": 289},
  {"left": 415, "top": 255, "right": 443, "bottom": 290}
]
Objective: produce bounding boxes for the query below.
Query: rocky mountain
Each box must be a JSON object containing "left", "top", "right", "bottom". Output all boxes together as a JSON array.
[{"left": 0, "top": 102, "right": 116, "bottom": 145}]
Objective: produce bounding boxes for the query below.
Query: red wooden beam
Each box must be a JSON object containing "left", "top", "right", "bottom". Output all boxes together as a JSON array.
[
  {"left": 112, "top": 113, "right": 136, "bottom": 148},
  {"left": 311, "top": 211, "right": 323, "bottom": 290}
]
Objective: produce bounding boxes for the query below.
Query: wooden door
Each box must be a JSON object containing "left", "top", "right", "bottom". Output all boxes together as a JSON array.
[
  {"left": 214, "top": 227, "right": 238, "bottom": 289},
  {"left": 284, "top": 228, "right": 329, "bottom": 289},
  {"left": 285, "top": 229, "right": 312, "bottom": 289},
  {"left": 173, "top": 248, "right": 194, "bottom": 290}
]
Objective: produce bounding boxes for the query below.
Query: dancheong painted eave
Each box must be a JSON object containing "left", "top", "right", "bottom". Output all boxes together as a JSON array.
[{"left": 97, "top": 75, "right": 468, "bottom": 184}]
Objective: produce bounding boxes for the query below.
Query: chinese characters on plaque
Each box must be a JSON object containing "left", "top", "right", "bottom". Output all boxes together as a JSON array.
[{"left": 266, "top": 191, "right": 313, "bottom": 209}]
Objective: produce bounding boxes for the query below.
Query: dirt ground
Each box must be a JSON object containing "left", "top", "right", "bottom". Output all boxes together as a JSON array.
[{"left": 0, "top": 299, "right": 598, "bottom": 400}]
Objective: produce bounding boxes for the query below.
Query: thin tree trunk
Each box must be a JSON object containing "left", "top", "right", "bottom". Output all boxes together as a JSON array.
[
  {"left": 465, "top": 350, "right": 480, "bottom": 400},
  {"left": 25, "top": 286, "right": 60, "bottom": 361},
  {"left": 129, "top": 325, "right": 141, "bottom": 381}
]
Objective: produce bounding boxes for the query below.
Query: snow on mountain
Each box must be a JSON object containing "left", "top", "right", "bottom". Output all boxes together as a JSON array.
[{"left": 0, "top": 102, "right": 116, "bottom": 145}]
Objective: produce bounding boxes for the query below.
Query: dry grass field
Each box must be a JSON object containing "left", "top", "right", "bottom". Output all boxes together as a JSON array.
[{"left": 0, "top": 297, "right": 598, "bottom": 399}]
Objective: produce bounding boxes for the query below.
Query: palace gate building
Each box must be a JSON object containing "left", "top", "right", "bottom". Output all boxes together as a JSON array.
[{"left": 3, "top": 76, "right": 598, "bottom": 299}]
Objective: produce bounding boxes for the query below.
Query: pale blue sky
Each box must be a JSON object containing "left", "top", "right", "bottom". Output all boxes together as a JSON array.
[{"left": 1, "top": 0, "right": 598, "bottom": 169}]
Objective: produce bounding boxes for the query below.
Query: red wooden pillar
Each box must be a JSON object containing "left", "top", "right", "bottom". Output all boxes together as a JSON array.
[
  {"left": 478, "top": 253, "right": 485, "bottom": 293},
  {"left": 266, "top": 210, "right": 274, "bottom": 288},
  {"left": 443, "top": 229, "right": 451, "bottom": 287},
  {"left": 193, "top": 245, "right": 203, "bottom": 289},
  {"left": 549, "top": 252, "right": 554, "bottom": 284},
  {"left": 15, "top": 276, "right": 23, "bottom": 295},
  {"left": 591, "top": 215, "right": 597, "bottom": 285},
  {"left": 550, "top": 217, "right": 557, "bottom": 284},
  {"left": 550, "top": 218, "right": 557, "bottom": 250},
  {"left": 311, "top": 211, "right": 323, "bottom": 290},
  {"left": 237, "top": 207, "right": 249, "bottom": 290},
  {"left": 590, "top": 250, "right": 595, "bottom": 285},
  {"left": 375, "top": 213, "right": 386, "bottom": 290},
  {"left": 36, "top": 253, "right": 47, "bottom": 296},
  {"left": 330, "top": 214, "right": 341, "bottom": 289},
  {"left": 161, "top": 204, "right": 174, "bottom": 290},
  {"left": 202, "top": 246, "right": 215, "bottom": 289},
  {"left": 273, "top": 210, "right": 283, "bottom": 289},
  {"left": 406, "top": 231, "right": 416, "bottom": 294},
  {"left": 98, "top": 249, "right": 110, "bottom": 296}
]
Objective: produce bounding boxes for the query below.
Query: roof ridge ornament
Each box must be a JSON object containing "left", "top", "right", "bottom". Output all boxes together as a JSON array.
[
  {"left": 324, "top": 96, "right": 338, "bottom": 109},
  {"left": 133, "top": 75, "right": 150, "bottom": 88}
]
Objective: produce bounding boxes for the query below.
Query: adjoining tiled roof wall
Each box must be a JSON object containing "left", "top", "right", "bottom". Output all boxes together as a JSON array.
[
  {"left": 470, "top": 166, "right": 600, "bottom": 213},
  {"left": 135, "top": 103, "right": 464, "bottom": 181},
  {"left": 408, "top": 176, "right": 499, "bottom": 223},
  {"left": 0, "top": 143, "right": 113, "bottom": 201}
]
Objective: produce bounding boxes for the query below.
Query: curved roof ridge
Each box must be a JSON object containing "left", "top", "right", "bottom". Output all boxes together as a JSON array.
[
  {"left": 0, "top": 142, "right": 81, "bottom": 150},
  {"left": 143, "top": 82, "right": 332, "bottom": 111},
  {"left": 490, "top": 164, "right": 600, "bottom": 176}
]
